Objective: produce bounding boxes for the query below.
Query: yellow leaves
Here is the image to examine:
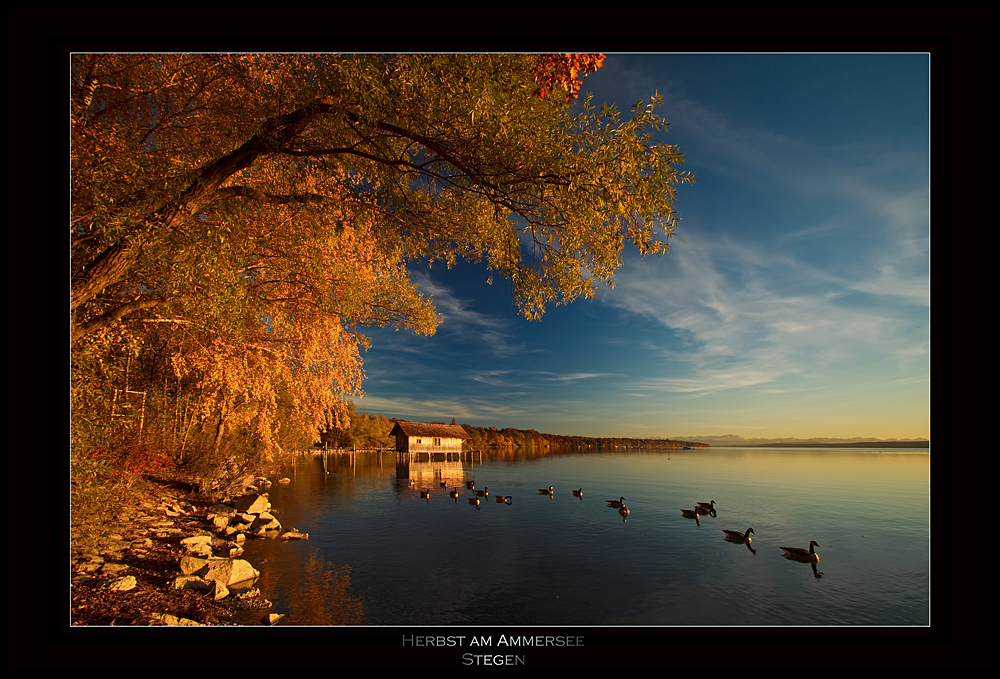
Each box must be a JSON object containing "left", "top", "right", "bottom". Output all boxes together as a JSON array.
[{"left": 72, "top": 53, "right": 693, "bottom": 463}]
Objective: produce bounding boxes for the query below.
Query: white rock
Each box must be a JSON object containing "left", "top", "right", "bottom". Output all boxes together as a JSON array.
[
  {"left": 202, "top": 557, "right": 260, "bottom": 586},
  {"left": 179, "top": 556, "right": 209, "bottom": 575},
  {"left": 180, "top": 535, "right": 213, "bottom": 546},
  {"left": 107, "top": 575, "right": 137, "bottom": 591},
  {"left": 233, "top": 494, "right": 269, "bottom": 514},
  {"left": 173, "top": 575, "right": 210, "bottom": 591},
  {"left": 207, "top": 579, "right": 229, "bottom": 601},
  {"left": 162, "top": 614, "right": 204, "bottom": 626}
]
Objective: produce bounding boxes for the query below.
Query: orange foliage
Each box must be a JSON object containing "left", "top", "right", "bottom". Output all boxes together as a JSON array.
[{"left": 531, "top": 53, "right": 606, "bottom": 103}]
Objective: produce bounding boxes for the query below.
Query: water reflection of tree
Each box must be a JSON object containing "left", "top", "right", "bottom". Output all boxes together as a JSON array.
[{"left": 284, "top": 554, "right": 364, "bottom": 625}]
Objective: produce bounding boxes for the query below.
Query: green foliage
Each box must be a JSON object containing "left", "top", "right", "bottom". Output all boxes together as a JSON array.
[{"left": 319, "top": 402, "right": 395, "bottom": 450}]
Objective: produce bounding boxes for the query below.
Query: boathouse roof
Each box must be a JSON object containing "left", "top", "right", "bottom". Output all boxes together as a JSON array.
[{"left": 389, "top": 421, "right": 471, "bottom": 440}]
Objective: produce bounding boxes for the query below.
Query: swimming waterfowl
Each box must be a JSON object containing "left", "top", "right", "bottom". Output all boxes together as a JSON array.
[
  {"left": 420, "top": 489, "right": 431, "bottom": 499},
  {"left": 466, "top": 480, "right": 476, "bottom": 489},
  {"left": 495, "top": 494, "right": 507, "bottom": 503},
  {"left": 607, "top": 497, "right": 626, "bottom": 508},
  {"left": 618, "top": 504, "right": 630, "bottom": 518},
  {"left": 538, "top": 486, "right": 554, "bottom": 494},
  {"left": 723, "top": 527, "right": 754, "bottom": 543},
  {"left": 780, "top": 541, "right": 820, "bottom": 562},
  {"left": 696, "top": 500, "right": 716, "bottom": 513},
  {"left": 440, "top": 481, "right": 447, "bottom": 488},
  {"left": 474, "top": 486, "right": 489, "bottom": 498},
  {"left": 573, "top": 489, "right": 584, "bottom": 497},
  {"left": 680, "top": 508, "right": 700, "bottom": 519},
  {"left": 467, "top": 497, "right": 480, "bottom": 506},
  {"left": 449, "top": 488, "right": 460, "bottom": 499}
]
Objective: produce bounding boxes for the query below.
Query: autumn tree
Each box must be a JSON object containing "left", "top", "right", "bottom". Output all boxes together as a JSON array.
[{"left": 70, "top": 53, "right": 692, "bottom": 482}]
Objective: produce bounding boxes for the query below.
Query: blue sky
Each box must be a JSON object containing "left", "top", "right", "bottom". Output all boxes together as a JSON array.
[{"left": 355, "top": 54, "right": 930, "bottom": 440}]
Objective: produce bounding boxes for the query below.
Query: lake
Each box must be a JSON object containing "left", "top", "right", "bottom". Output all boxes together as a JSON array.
[{"left": 241, "top": 447, "right": 929, "bottom": 626}]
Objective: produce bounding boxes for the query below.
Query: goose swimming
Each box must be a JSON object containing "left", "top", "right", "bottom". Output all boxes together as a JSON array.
[
  {"left": 780, "top": 541, "right": 820, "bottom": 562},
  {"left": 696, "top": 500, "right": 716, "bottom": 513},
  {"left": 573, "top": 489, "right": 584, "bottom": 497},
  {"left": 723, "top": 527, "right": 754, "bottom": 543},
  {"left": 607, "top": 497, "right": 626, "bottom": 508},
  {"left": 538, "top": 486, "right": 554, "bottom": 494},
  {"left": 680, "top": 508, "right": 700, "bottom": 519}
]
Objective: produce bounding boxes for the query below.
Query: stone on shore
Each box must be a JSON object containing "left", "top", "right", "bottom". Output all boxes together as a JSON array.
[
  {"left": 263, "top": 613, "right": 285, "bottom": 625},
  {"left": 161, "top": 614, "right": 204, "bottom": 626},
  {"left": 233, "top": 494, "right": 269, "bottom": 515},
  {"left": 173, "top": 575, "right": 211, "bottom": 591},
  {"left": 179, "top": 556, "right": 260, "bottom": 586},
  {"left": 207, "top": 579, "right": 230, "bottom": 601},
  {"left": 107, "top": 575, "right": 137, "bottom": 591}
]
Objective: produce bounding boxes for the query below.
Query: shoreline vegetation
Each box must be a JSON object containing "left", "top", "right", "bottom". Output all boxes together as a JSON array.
[{"left": 318, "top": 406, "right": 710, "bottom": 453}]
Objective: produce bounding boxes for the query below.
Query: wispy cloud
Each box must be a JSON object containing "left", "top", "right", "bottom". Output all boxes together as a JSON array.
[
  {"left": 601, "top": 227, "right": 928, "bottom": 396},
  {"left": 355, "top": 394, "right": 528, "bottom": 422},
  {"left": 466, "top": 369, "right": 612, "bottom": 388},
  {"left": 410, "top": 271, "right": 532, "bottom": 358},
  {"left": 543, "top": 372, "right": 611, "bottom": 383}
]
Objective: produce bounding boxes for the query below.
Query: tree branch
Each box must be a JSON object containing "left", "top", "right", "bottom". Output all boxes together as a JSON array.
[{"left": 72, "top": 297, "right": 161, "bottom": 340}]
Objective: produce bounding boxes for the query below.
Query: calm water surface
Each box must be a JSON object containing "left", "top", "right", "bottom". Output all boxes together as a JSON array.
[{"left": 242, "top": 447, "right": 929, "bottom": 626}]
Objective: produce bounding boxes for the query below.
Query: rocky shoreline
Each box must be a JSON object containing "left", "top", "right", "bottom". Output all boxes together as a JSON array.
[{"left": 71, "top": 475, "right": 306, "bottom": 626}]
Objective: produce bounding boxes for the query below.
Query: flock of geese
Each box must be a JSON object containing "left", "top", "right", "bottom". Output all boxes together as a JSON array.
[
  {"left": 414, "top": 482, "right": 820, "bottom": 571},
  {"left": 679, "top": 498, "right": 821, "bottom": 572}
]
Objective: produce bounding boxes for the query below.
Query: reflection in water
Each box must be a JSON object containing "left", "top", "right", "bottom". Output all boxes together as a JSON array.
[
  {"left": 398, "top": 454, "right": 468, "bottom": 493},
  {"left": 252, "top": 447, "right": 926, "bottom": 625},
  {"left": 271, "top": 554, "right": 364, "bottom": 625},
  {"left": 723, "top": 528, "right": 756, "bottom": 555}
]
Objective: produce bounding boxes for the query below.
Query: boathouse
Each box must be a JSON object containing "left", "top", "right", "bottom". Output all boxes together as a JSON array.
[{"left": 389, "top": 421, "right": 471, "bottom": 453}]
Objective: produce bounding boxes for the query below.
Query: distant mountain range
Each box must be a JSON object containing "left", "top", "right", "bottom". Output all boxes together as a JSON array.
[{"left": 669, "top": 434, "right": 929, "bottom": 448}]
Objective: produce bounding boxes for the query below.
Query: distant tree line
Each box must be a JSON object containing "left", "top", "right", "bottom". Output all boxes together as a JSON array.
[
  {"left": 315, "top": 414, "right": 710, "bottom": 452},
  {"left": 459, "top": 424, "right": 708, "bottom": 450}
]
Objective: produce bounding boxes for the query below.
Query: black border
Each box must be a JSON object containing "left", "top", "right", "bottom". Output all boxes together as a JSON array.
[{"left": 14, "top": 8, "right": 990, "bottom": 671}]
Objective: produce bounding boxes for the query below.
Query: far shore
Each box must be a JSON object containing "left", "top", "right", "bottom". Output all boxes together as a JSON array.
[{"left": 719, "top": 441, "right": 929, "bottom": 449}]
